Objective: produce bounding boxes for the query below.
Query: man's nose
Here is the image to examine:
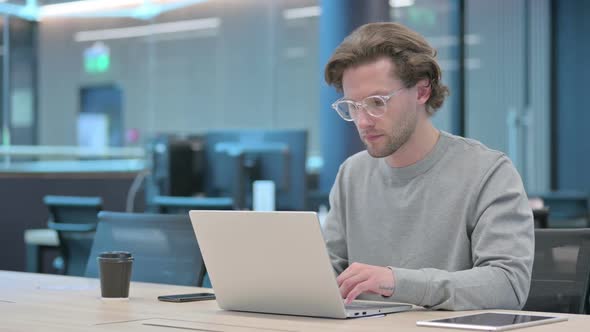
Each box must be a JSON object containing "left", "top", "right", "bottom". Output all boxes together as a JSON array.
[{"left": 355, "top": 107, "right": 374, "bottom": 129}]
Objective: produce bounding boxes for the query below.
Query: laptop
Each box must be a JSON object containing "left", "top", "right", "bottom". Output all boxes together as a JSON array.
[{"left": 189, "top": 210, "right": 412, "bottom": 319}]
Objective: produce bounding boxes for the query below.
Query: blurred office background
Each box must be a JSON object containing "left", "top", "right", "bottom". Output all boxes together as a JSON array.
[{"left": 0, "top": 0, "right": 588, "bottom": 275}]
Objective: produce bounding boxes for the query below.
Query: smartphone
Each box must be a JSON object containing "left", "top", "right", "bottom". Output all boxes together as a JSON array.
[{"left": 157, "top": 293, "right": 216, "bottom": 303}]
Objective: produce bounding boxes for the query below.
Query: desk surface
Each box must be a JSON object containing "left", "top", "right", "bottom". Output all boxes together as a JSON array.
[{"left": 0, "top": 271, "right": 587, "bottom": 332}]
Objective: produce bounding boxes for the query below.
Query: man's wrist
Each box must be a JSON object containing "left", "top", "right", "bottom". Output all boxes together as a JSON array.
[{"left": 380, "top": 266, "right": 396, "bottom": 298}]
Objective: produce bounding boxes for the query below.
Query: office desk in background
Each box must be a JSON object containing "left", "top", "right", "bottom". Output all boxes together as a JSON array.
[
  {"left": 0, "top": 271, "right": 587, "bottom": 332},
  {"left": 0, "top": 159, "right": 146, "bottom": 273}
]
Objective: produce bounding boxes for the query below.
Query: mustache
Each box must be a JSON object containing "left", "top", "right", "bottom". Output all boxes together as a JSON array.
[{"left": 360, "top": 131, "right": 383, "bottom": 137}]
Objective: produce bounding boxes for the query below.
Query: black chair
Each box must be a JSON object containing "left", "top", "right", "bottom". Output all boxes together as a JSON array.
[
  {"left": 530, "top": 191, "right": 590, "bottom": 228},
  {"left": 153, "top": 195, "right": 234, "bottom": 214},
  {"left": 44, "top": 195, "right": 102, "bottom": 276},
  {"left": 85, "top": 211, "right": 206, "bottom": 287},
  {"left": 524, "top": 228, "right": 590, "bottom": 314},
  {"left": 532, "top": 207, "right": 550, "bottom": 229}
]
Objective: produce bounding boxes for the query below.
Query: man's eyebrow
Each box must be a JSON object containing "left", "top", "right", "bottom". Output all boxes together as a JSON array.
[{"left": 343, "top": 90, "right": 391, "bottom": 100}]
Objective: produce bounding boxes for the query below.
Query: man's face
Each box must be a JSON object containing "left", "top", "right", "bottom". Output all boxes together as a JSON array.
[{"left": 341, "top": 58, "right": 418, "bottom": 158}]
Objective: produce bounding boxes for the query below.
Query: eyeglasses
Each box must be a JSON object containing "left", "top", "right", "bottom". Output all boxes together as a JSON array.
[{"left": 331, "top": 88, "right": 405, "bottom": 122}]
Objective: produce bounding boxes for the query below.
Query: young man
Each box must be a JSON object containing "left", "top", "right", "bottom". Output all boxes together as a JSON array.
[{"left": 322, "top": 22, "right": 533, "bottom": 310}]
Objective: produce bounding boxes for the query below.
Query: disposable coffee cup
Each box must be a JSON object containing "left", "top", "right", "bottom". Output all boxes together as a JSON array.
[{"left": 98, "top": 251, "right": 133, "bottom": 299}]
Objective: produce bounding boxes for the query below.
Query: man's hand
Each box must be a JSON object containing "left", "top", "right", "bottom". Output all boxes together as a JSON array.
[{"left": 336, "top": 262, "right": 395, "bottom": 304}]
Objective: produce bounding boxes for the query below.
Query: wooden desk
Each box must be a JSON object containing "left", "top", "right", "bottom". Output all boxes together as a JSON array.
[{"left": 0, "top": 271, "right": 587, "bottom": 331}]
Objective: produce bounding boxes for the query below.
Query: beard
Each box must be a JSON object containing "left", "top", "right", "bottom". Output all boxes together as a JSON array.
[{"left": 363, "top": 107, "right": 418, "bottom": 158}]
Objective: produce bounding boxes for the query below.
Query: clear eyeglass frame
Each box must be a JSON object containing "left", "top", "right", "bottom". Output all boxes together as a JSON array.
[{"left": 331, "top": 87, "right": 405, "bottom": 122}]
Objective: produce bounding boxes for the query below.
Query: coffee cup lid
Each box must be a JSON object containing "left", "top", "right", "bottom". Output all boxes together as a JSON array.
[{"left": 98, "top": 251, "right": 133, "bottom": 260}]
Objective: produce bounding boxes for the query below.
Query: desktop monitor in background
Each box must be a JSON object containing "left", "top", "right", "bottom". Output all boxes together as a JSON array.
[
  {"left": 204, "top": 129, "right": 308, "bottom": 211},
  {"left": 146, "top": 134, "right": 206, "bottom": 199}
]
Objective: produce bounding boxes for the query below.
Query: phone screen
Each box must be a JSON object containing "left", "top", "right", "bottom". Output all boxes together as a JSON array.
[{"left": 157, "top": 293, "right": 216, "bottom": 302}]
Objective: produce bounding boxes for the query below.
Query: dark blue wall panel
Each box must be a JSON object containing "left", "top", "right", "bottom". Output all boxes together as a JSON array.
[
  {"left": 556, "top": 0, "right": 590, "bottom": 192},
  {"left": 319, "top": 0, "right": 390, "bottom": 192}
]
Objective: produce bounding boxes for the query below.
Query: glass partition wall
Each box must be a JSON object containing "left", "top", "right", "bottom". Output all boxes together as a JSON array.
[
  {"left": 0, "top": 0, "right": 555, "bottom": 194},
  {"left": 36, "top": 0, "right": 320, "bottom": 154}
]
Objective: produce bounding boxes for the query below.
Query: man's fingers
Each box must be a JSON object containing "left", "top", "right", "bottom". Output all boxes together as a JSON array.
[
  {"left": 339, "top": 273, "right": 367, "bottom": 299},
  {"left": 345, "top": 281, "right": 370, "bottom": 304},
  {"left": 337, "top": 264, "right": 395, "bottom": 303},
  {"left": 336, "top": 263, "right": 361, "bottom": 286}
]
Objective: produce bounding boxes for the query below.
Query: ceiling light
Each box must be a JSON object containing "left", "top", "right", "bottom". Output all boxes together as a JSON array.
[
  {"left": 74, "top": 17, "right": 220, "bottom": 42},
  {"left": 40, "top": 0, "right": 141, "bottom": 17},
  {"left": 283, "top": 6, "right": 321, "bottom": 20},
  {"left": 389, "top": 0, "right": 415, "bottom": 8}
]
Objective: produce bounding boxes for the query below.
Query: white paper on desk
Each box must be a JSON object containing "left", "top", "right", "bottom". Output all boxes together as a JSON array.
[
  {"left": 141, "top": 319, "right": 266, "bottom": 331},
  {"left": 37, "top": 282, "right": 98, "bottom": 291}
]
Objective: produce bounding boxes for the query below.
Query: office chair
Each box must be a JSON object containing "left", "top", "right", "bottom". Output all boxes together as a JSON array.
[
  {"left": 150, "top": 197, "right": 225, "bottom": 288},
  {"left": 532, "top": 207, "right": 550, "bottom": 229},
  {"left": 44, "top": 195, "right": 103, "bottom": 276},
  {"left": 85, "top": 211, "right": 206, "bottom": 287},
  {"left": 152, "top": 195, "right": 234, "bottom": 214},
  {"left": 523, "top": 228, "right": 590, "bottom": 314},
  {"left": 530, "top": 191, "right": 590, "bottom": 228}
]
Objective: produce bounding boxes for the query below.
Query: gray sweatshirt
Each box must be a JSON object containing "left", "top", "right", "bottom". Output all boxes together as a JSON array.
[{"left": 323, "top": 131, "right": 534, "bottom": 310}]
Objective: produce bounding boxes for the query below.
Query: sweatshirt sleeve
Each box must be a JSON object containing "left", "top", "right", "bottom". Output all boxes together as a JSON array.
[
  {"left": 322, "top": 165, "right": 349, "bottom": 275},
  {"left": 383, "top": 156, "right": 534, "bottom": 310}
]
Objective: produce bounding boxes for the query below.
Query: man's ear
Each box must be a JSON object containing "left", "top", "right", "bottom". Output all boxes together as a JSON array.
[{"left": 416, "top": 79, "right": 431, "bottom": 105}]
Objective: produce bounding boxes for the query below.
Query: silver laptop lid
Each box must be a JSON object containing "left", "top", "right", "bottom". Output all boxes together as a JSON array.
[{"left": 189, "top": 210, "right": 349, "bottom": 318}]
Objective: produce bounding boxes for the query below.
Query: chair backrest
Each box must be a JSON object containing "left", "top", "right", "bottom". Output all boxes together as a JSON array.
[
  {"left": 153, "top": 195, "right": 234, "bottom": 214},
  {"left": 44, "top": 195, "right": 102, "bottom": 276},
  {"left": 530, "top": 191, "right": 589, "bottom": 227},
  {"left": 532, "top": 207, "right": 550, "bottom": 228},
  {"left": 524, "top": 228, "right": 590, "bottom": 314},
  {"left": 85, "top": 211, "right": 206, "bottom": 286}
]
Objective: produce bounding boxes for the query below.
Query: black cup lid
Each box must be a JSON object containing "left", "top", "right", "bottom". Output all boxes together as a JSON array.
[{"left": 98, "top": 251, "right": 133, "bottom": 260}]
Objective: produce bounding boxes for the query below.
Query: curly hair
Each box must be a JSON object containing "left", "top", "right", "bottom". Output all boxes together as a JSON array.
[{"left": 325, "top": 22, "right": 449, "bottom": 115}]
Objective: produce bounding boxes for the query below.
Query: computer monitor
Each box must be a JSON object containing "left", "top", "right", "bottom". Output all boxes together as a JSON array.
[
  {"left": 204, "top": 129, "right": 307, "bottom": 211},
  {"left": 146, "top": 134, "right": 205, "bottom": 198}
]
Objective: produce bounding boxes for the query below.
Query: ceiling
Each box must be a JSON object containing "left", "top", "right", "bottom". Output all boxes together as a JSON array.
[{"left": 0, "top": 0, "right": 209, "bottom": 21}]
